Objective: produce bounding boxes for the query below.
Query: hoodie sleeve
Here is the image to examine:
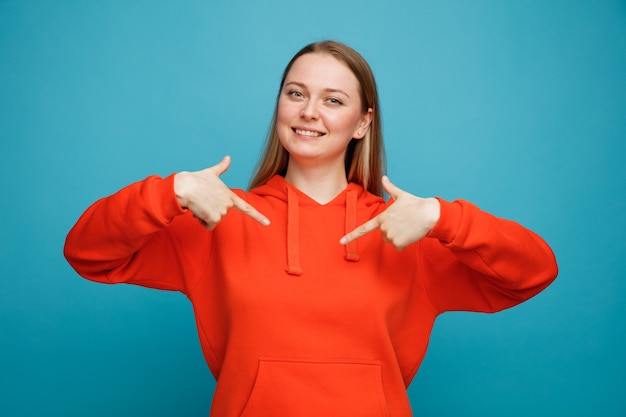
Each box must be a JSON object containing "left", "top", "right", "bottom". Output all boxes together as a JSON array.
[
  {"left": 63, "top": 174, "right": 210, "bottom": 295},
  {"left": 419, "top": 198, "right": 558, "bottom": 314}
]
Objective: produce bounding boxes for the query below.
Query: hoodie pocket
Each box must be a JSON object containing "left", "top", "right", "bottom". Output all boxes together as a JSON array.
[{"left": 239, "top": 357, "right": 390, "bottom": 417}]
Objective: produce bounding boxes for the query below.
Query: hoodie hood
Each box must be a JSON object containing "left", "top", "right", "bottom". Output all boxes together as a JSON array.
[{"left": 251, "top": 175, "right": 385, "bottom": 275}]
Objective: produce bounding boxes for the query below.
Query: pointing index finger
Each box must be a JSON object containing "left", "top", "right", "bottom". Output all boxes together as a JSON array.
[
  {"left": 339, "top": 216, "right": 380, "bottom": 245},
  {"left": 231, "top": 193, "right": 270, "bottom": 226}
]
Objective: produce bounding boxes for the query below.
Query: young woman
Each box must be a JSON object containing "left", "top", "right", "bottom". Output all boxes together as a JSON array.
[{"left": 64, "top": 41, "right": 558, "bottom": 417}]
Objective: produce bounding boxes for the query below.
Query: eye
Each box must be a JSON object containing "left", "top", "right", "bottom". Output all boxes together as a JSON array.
[
  {"left": 287, "top": 90, "right": 304, "bottom": 99},
  {"left": 327, "top": 97, "right": 343, "bottom": 106}
]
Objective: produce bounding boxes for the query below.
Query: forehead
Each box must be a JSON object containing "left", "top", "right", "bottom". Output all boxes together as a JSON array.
[{"left": 285, "top": 53, "right": 360, "bottom": 93}]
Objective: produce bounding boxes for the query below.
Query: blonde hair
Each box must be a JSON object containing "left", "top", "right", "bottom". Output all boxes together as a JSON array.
[{"left": 249, "top": 40, "right": 385, "bottom": 196}]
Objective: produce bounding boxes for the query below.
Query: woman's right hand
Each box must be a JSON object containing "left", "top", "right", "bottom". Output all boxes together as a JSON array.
[{"left": 174, "top": 156, "right": 270, "bottom": 230}]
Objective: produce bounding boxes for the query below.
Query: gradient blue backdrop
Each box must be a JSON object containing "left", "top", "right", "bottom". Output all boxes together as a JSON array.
[{"left": 1, "top": 1, "right": 624, "bottom": 416}]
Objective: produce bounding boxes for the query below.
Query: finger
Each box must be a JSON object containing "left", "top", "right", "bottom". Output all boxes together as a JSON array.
[
  {"left": 339, "top": 216, "right": 380, "bottom": 245},
  {"left": 231, "top": 193, "right": 271, "bottom": 226},
  {"left": 209, "top": 155, "right": 232, "bottom": 176},
  {"left": 381, "top": 175, "right": 404, "bottom": 200}
]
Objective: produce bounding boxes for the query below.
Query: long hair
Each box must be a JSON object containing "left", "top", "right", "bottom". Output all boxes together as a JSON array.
[{"left": 248, "top": 40, "right": 385, "bottom": 196}]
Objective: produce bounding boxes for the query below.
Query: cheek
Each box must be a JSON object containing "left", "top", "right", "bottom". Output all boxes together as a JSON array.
[
  {"left": 276, "top": 102, "right": 291, "bottom": 144},
  {"left": 329, "top": 112, "right": 361, "bottom": 134},
  {"left": 277, "top": 98, "right": 295, "bottom": 124}
]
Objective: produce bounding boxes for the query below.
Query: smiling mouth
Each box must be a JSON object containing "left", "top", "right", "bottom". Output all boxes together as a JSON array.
[{"left": 293, "top": 128, "right": 325, "bottom": 137}]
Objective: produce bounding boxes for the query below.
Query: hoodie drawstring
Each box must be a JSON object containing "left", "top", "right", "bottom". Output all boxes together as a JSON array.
[
  {"left": 344, "top": 190, "right": 360, "bottom": 262},
  {"left": 286, "top": 187, "right": 303, "bottom": 276}
]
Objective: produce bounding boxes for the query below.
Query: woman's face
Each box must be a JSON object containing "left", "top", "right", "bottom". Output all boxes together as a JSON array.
[{"left": 276, "top": 53, "right": 371, "bottom": 169}]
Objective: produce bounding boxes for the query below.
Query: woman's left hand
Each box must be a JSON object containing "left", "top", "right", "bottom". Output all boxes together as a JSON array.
[{"left": 340, "top": 176, "right": 441, "bottom": 251}]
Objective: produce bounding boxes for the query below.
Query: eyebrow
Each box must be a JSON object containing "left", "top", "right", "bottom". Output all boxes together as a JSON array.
[{"left": 284, "top": 81, "right": 351, "bottom": 98}]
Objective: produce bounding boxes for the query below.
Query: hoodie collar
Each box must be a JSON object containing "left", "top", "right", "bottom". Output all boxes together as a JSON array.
[{"left": 252, "top": 175, "right": 379, "bottom": 276}]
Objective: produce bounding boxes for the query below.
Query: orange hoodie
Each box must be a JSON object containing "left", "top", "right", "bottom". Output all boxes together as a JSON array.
[{"left": 64, "top": 174, "right": 557, "bottom": 417}]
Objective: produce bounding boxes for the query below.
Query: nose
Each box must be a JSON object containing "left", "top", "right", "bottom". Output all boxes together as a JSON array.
[{"left": 300, "top": 100, "right": 319, "bottom": 120}]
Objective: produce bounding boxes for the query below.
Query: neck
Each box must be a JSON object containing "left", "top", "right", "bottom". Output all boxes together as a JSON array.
[{"left": 284, "top": 160, "right": 349, "bottom": 204}]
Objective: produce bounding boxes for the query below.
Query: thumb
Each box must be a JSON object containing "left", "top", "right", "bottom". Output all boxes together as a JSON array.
[
  {"left": 210, "top": 155, "right": 232, "bottom": 176},
  {"left": 382, "top": 175, "right": 404, "bottom": 200}
]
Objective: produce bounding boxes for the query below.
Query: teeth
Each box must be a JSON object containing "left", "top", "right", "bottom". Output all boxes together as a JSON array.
[{"left": 295, "top": 129, "right": 323, "bottom": 137}]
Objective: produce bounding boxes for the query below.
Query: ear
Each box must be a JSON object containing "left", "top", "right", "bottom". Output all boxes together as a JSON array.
[{"left": 353, "top": 108, "right": 373, "bottom": 139}]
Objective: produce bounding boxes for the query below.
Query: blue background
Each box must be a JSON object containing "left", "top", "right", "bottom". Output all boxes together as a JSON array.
[{"left": 1, "top": 0, "right": 624, "bottom": 415}]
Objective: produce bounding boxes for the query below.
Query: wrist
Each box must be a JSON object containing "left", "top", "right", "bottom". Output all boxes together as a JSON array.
[
  {"left": 426, "top": 197, "right": 441, "bottom": 232},
  {"left": 426, "top": 198, "right": 459, "bottom": 243},
  {"left": 174, "top": 172, "right": 191, "bottom": 208}
]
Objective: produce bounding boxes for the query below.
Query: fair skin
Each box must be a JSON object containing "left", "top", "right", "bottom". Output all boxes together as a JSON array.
[{"left": 174, "top": 52, "right": 440, "bottom": 250}]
